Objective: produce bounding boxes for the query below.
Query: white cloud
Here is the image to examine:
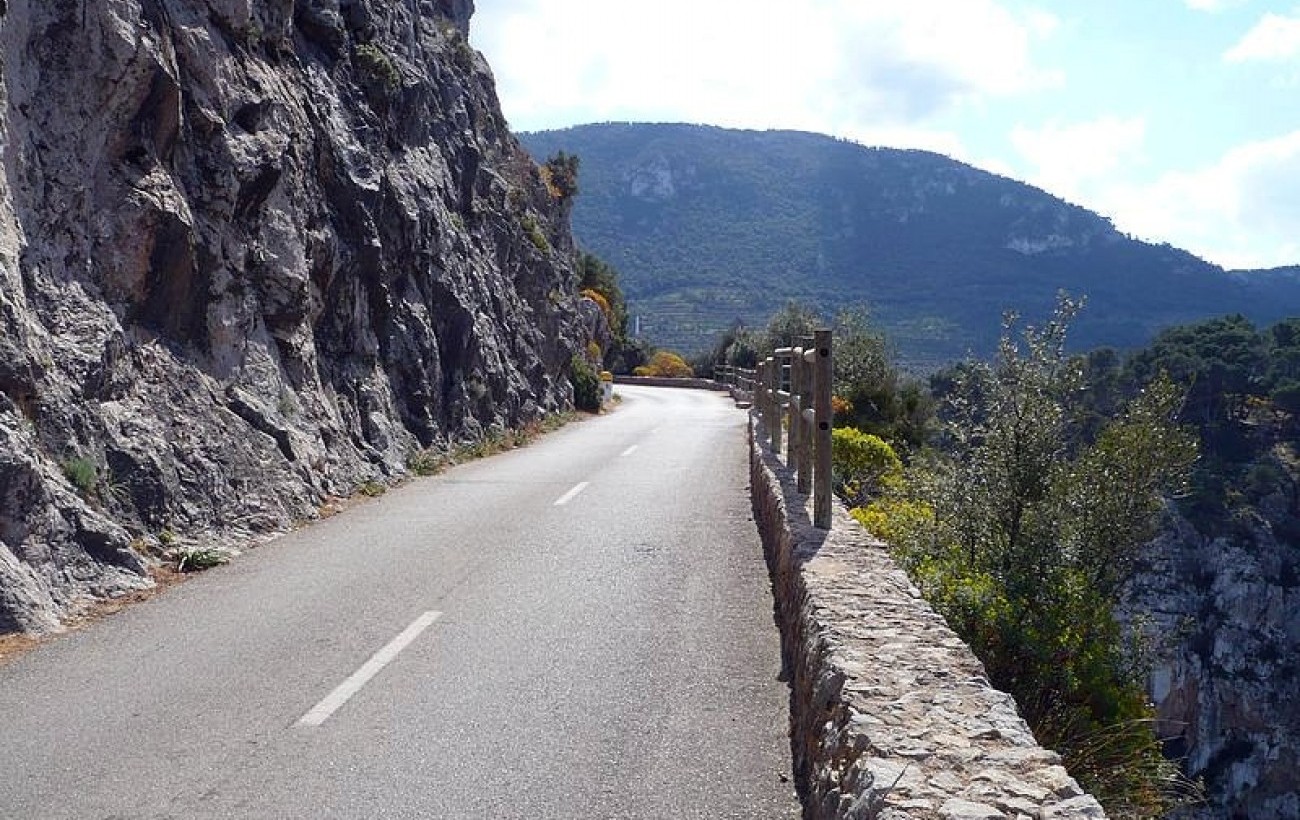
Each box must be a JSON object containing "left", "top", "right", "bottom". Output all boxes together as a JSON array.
[
  {"left": 1103, "top": 131, "right": 1300, "bottom": 269},
  {"left": 472, "top": 2, "right": 1300, "bottom": 269},
  {"left": 1224, "top": 11, "right": 1300, "bottom": 62},
  {"left": 1184, "top": 0, "right": 1247, "bottom": 11},
  {"left": 1006, "top": 119, "right": 1300, "bottom": 268},
  {"left": 1009, "top": 116, "right": 1148, "bottom": 202},
  {"left": 471, "top": 0, "right": 1060, "bottom": 134}
]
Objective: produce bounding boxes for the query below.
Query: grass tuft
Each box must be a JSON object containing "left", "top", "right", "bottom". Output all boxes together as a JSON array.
[{"left": 175, "top": 547, "right": 230, "bottom": 573}]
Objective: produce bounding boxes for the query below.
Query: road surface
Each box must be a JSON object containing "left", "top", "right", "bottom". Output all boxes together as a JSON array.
[{"left": 0, "top": 385, "right": 800, "bottom": 819}]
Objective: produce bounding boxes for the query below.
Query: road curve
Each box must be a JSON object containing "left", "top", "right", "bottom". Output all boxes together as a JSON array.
[{"left": 0, "top": 385, "right": 799, "bottom": 819}]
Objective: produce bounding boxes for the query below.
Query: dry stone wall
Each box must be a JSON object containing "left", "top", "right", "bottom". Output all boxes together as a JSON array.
[{"left": 749, "top": 419, "right": 1108, "bottom": 819}]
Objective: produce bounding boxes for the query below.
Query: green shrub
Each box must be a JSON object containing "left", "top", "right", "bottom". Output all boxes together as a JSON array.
[
  {"left": 541, "top": 151, "right": 580, "bottom": 200},
  {"left": 632, "top": 350, "right": 694, "bottom": 378},
  {"left": 407, "top": 449, "right": 444, "bottom": 476},
  {"left": 830, "top": 427, "right": 902, "bottom": 506},
  {"left": 519, "top": 213, "right": 549, "bottom": 252},
  {"left": 850, "top": 497, "right": 931, "bottom": 543},
  {"left": 355, "top": 43, "right": 400, "bottom": 91},
  {"left": 176, "top": 547, "right": 229, "bottom": 572},
  {"left": 570, "top": 355, "right": 601, "bottom": 412},
  {"left": 61, "top": 457, "right": 98, "bottom": 495}
]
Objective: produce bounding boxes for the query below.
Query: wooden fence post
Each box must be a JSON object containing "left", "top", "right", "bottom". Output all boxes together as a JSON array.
[
  {"left": 771, "top": 352, "right": 784, "bottom": 456},
  {"left": 786, "top": 347, "right": 801, "bottom": 467},
  {"left": 759, "top": 358, "right": 769, "bottom": 449},
  {"left": 797, "top": 347, "right": 814, "bottom": 495},
  {"left": 813, "top": 329, "right": 832, "bottom": 529}
]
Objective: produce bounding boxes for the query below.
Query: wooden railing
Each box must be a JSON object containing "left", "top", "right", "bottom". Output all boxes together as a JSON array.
[
  {"left": 717, "top": 330, "right": 833, "bottom": 529},
  {"left": 713, "top": 363, "right": 756, "bottom": 406}
]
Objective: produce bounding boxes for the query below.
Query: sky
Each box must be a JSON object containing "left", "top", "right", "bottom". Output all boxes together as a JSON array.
[{"left": 470, "top": 0, "right": 1300, "bottom": 271}]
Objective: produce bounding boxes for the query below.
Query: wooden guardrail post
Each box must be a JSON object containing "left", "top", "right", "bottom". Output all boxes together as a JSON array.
[
  {"left": 786, "top": 347, "right": 801, "bottom": 467},
  {"left": 797, "top": 346, "right": 814, "bottom": 495},
  {"left": 812, "top": 329, "right": 832, "bottom": 529},
  {"left": 770, "top": 355, "right": 780, "bottom": 451},
  {"left": 762, "top": 357, "right": 775, "bottom": 448},
  {"left": 772, "top": 350, "right": 790, "bottom": 456}
]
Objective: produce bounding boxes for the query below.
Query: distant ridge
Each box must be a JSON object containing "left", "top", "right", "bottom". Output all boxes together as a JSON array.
[{"left": 522, "top": 123, "right": 1300, "bottom": 368}]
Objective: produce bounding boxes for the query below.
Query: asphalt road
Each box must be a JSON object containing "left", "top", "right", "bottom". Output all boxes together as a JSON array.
[{"left": 0, "top": 385, "right": 800, "bottom": 819}]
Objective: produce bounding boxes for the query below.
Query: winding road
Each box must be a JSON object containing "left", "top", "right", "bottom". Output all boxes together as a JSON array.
[{"left": 0, "top": 385, "right": 799, "bottom": 819}]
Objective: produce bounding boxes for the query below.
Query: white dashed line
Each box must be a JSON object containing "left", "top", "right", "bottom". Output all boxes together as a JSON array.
[
  {"left": 297, "top": 611, "right": 442, "bottom": 727},
  {"left": 621, "top": 445, "right": 639, "bottom": 457},
  {"left": 553, "top": 482, "right": 590, "bottom": 506}
]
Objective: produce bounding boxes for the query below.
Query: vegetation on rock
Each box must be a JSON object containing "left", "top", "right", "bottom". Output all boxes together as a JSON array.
[
  {"left": 570, "top": 355, "right": 602, "bottom": 412},
  {"left": 541, "top": 151, "right": 580, "bottom": 201}
]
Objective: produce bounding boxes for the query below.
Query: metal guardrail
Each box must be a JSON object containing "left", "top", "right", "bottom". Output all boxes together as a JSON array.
[{"left": 717, "top": 330, "right": 833, "bottom": 529}]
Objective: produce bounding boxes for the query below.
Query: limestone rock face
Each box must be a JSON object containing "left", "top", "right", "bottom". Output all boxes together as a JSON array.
[
  {"left": 0, "top": 0, "right": 583, "bottom": 632},
  {"left": 1122, "top": 508, "right": 1300, "bottom": 819}
]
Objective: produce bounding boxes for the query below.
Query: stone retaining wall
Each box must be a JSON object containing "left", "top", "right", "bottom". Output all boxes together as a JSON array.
[{"left": 749, "top": 419, "right": 1108, "bottom": 819}]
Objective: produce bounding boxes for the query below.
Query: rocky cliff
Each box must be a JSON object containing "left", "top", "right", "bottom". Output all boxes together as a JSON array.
[
  {"left": 0, "top": 0, "right": 586, "bottom": 633},
  {"left": 1122, "top": 488, "right": 1300, "bottom": 818}
]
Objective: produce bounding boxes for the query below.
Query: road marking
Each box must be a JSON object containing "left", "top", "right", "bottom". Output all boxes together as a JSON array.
[
  {"left": 621, "top": 445, "right": 639, "bottom": 457},
  {"left": 297, "top": 611, "right": 442, "bottom": 727},
  {"left": 553, "top": 481, "right": 590, "bottom": 506}
]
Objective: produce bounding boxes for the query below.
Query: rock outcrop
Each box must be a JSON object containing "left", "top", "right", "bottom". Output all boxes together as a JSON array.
[
  {"left": 0, "top": 0, "right": 585, "bottom": 633},
  {"left": 1123, "top": 504, "right": 1300, "bottom": 819}
]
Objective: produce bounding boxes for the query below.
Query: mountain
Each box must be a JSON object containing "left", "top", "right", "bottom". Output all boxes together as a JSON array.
[
  {"left": 520, "top": 123, "right": 1300, "bottom": 368},
  {"left": 0, "top": 1, "right": 587, "bottom": 632}
]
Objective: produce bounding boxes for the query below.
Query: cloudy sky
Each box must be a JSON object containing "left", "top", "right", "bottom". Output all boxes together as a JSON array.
[{"left": 470, "top": 0, "right": 1300, "bottom": 271}]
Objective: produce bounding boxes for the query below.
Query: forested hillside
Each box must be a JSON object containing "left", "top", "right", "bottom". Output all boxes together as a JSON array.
[{"left": 522, "top": 123, "right": 1300, "bottom": 369}]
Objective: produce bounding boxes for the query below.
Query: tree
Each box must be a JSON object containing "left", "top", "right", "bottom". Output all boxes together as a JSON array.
[
  {"left": 711, "top": 320, "right": 763, "bottom": 369},
  {"left": 576, "top": 252, "right": 633, "bottom": 372},
  {"left": 634, "top": 350, "right": 694, "bottom": 378},
  {"left": 1128, "top": 314, "right": 1264, "bottom": 429},
  {"left": 832, "top": 307, "right": 931, "bottom": 451},
  {"left": 577, "top": 252, "right": 627, "bottom": 337},
  {"left": 764, "top": 299, "right": 821, "bottom": 349}
]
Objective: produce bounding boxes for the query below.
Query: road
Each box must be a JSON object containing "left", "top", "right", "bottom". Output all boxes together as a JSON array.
[{"left": 0, "top": 385, "right": 800, "bottom": 819}]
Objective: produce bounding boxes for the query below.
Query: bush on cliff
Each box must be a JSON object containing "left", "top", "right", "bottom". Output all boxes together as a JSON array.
[
  {"left": 570, "top": 355, "right": 602, "bottom": 412},
  {"left": 875, "top": 297, "right": 1199, "bottom": 816}
]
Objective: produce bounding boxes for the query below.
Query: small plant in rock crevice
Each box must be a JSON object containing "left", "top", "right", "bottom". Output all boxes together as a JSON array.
[
  {"left": 175, "top": 547, "right": 230, "bottom": 573},
  {"left": 407, "top": 448, "right": 444, "bottom": 476},
  {"left": 519, "top": 213, "right": 549, "bottom": 252},
  {"left": 404, "top": 414, "right": 577, "bottom": 479},
  {"left": 354, "top": 43, "right": 400, "bottom": 92},
  {"left": 61, "top": 457, "right": 98, "bottom": 496}
]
